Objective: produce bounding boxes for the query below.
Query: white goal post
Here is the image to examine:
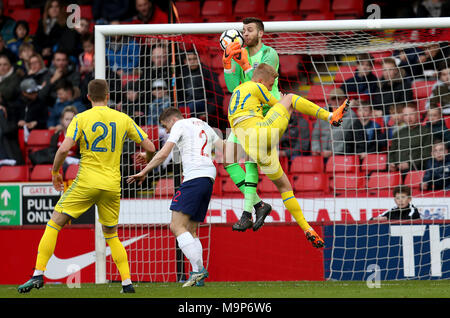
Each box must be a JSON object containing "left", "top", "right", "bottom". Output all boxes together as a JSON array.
[{"left": 94, "top": 17, "right": 450, "bottom": 283}]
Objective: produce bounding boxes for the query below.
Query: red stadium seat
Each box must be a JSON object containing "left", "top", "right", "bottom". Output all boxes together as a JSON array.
[
  {"left": 412, "top": 80, "right": 436, "bottom": 99},
  {"left": 27, "top": 129, "right": 54, "bottom": 149},
  {"left": 154, "top": 178, "right": 174, "bottom": 197},
  {"left": 0, "top": 165, "right": 29, "bottom": 182},
  {"left": 9, "top": 8, "right": 41, "bottom": 34},
  {"left": 279, "top": 55, "right": 300, "bottom": 78},
  {"left": 79, "top": 5, "right": 93, "bottom": 20},
  {"left": 298, "top": 0, "right": 331, "bottom": 16},
  {"left": 30, "top": 164, "right": 53, "bottom": 181},
  {"left": 404, "top": 170, "right": 425, "bottom": 190},
  {"left": 266, "top": 0, "right": 298, "bottom": 16},
  {"left": 257, "top": 175, "right": 278, "bottom": 194},
  {"left": 334, "top": 65, "right": 357, "bottom": 83},
  {"left": 234, "top": 0, "right": 266, "bottom": 20},
  {"left": 332, "top": 0, "right": 364, "bottom": 18},
  {"left": 5, "top": 0, "right": 25, "bottom": 11},
  {"left": 307, "top": 85, "right": 335, "bottom": 103},
  {"left": 304, "top": 12, "right": 335, "bottom": 20},
  {"left": 292, "top": 173, "right": 328, "bottom": 193},
  {"left": 367, "top": 172, "right": 401, "bottom": 196},
  {"left": 332, "top": 172, "right": 366, "bottom": 190},
  {"left": 326, "top": 155, "right": 360, "bottom": 173},
  {"left": 361, "top": 153, "right": 388, "bottom": 174},
  {"left": 201, "top": 0, "right": 233, "bottom": 22},
  {"left": 64, "top": 164, "right": 79, "bottom": 181},
  {"left": 141, "top": 125, "right": 160, "bottom": 149},
  {"left": 175, "top": 0, "right": 202, "bottom": 22},
  {"left": 290, "top": 156, "right": 324, "bottom": 173},
  {"left": 179, "top": 106, "right": 191, "bottom": 118}
]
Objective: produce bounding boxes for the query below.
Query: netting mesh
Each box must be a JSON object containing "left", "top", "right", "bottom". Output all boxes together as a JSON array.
[{"left": 103, "top": 26, "right": 450, "bottom": 282}]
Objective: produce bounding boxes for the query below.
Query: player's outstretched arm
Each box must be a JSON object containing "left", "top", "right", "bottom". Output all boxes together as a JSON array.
[
  {"left": 135, "top": 138, "right": 157, "bottom": 164},
  {"left": 127, "top": 141, "right": 175, "bottom": 185},
  {"left": 52, "top": 136, "right": 77, "bottom": 192}
]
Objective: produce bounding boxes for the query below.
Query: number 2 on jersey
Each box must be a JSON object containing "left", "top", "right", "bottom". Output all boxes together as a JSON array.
[
  {"left": 199, "top": 129, "right": 208, "bottom": 157},
  {"left": 91, "top": 122, "right": 116, "bottom": 152}
]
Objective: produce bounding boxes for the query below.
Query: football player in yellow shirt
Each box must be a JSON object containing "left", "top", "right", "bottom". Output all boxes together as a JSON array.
[
  {"left": 18, "top": 79, "right": 156, "bottom": 294},
  {"left": 228, "top": 63, "right": 348, "bottom": 248}
]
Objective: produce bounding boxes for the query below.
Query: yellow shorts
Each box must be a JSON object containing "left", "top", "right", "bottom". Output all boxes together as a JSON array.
[
  {"left": 55, "top": 183, "right": 121, "bottom": 227},
  {"left": 232, "top": 103, "right": 290, "bottom": 180}
]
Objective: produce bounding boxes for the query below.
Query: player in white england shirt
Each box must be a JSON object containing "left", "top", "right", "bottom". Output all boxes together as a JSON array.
[{"left": 127, "top": 107, "right": 225, "bottom": 287}]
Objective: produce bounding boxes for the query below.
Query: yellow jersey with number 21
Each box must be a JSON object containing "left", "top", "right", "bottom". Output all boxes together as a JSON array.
[{"left": 66, "top": 106, "right": 148, "bottom": 192}]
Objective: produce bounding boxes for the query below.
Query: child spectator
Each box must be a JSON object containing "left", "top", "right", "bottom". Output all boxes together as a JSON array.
[
  {"left": 421, "top": 140, "right": 450, "bottom": 191},
  {"left": 16, "top": 42, "right": 35, "bottom": 76},
  {"left": 29, "top": 106, "right": 80, "bottom": 169},
  {"left": 78, "top": 33, "right": 94, "bottom": 80},
  {"left": 371, "top": 185, "right": 420, "bottom": 220},
  {"left": 147, "top": 79, "right": 170, "bottom": 126},
  {"left": 356, "top": 100, "right": 387, "bottom": 158},
  {"left": 384, "top": 103, "right": 406, "bottom": 139},
  {"left": 6, "top": 20, "right": 33, "bottom": 58},
  {"left": 425, "top": 105, "right": 450, "bottom": 144},
  {"left": 47, "top": 81, "right": 85, "bottom": 131},
  {"left": 427, "top": 66, "right": 450, "bottom": 115}
]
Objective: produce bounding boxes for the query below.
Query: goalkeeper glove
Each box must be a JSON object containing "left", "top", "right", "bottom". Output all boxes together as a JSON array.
[
  {"left": 232, "top": 47, "right": 252, "bottom": 74},
  {"left": 222, "top": 42, "right": 241, "bottom": 72}
]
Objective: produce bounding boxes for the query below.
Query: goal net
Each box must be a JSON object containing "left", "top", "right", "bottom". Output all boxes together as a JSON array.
[{"left": 96, "top": 18, "right": 450, "bottom": 283}]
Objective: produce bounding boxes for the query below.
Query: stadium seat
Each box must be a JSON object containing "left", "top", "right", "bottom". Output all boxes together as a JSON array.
[
  {"left": 5, "top": 0, "right": 25, "bottom": 11},
  {"left": 292, "top": 173, "right": 328, "bottom": 193},
  {"left": 201, "top": 0, "right": 233, "bottom": 22},
  {"left": 367, "top": 172, "right": 401, "bottom": 196},
  {"left": 298, "top": 0, "right": 331, "bottom": 16},
  {"left": 79, "top": 5, "right": 93, "bottom": 21},
  {"left": 174, "top": 0, "right": 202, "bottom": 23},
  {"left": 154, "top": 178, "right": 175, "bottom": 197},
  {"left": 361, "top": 153, "right": 388, "bottom": 174},
  {"left": 304, "top": 12, "right": 335, "bottom": 20},
  {"left": 266, "top": 0, "right": 298, "bottom": 16},
  {"left": 326, "top": 155, "right": 360, "bottom": 173},
  {"left": 257, "top": 175, "right": 279, "bottom": 194},
  {"left": 179, "top": 106, "right": 191, "bottom": 118},
  {"left": 306, "top": 85, "right": 335, "bottom": 104},
  {"left": 64, "top": 164, "right": 79, "bottom": 181},
  {"left": 404, "top": 170, "right": 425, "bottom": 190},
  {"left": 332, "top": 172, "right": 366, "bottom": 190},
  {"left": 141, "top": 125, "right": 160, "bottom": 149},
  {"left": 9, "top": 8, "right": 40, "bottom": 34},
  {"left": 0, "top": 165, "right": 28, "bottom": 182},
  {"left": 332, "top": 0, "right": 364, "bottom": 18},
  {"left": 445, "top": 116, "right": 450, "bottom": 129},
  {"left": 27, "top": 129, "right": 54, "bottom": 149},
  {"left": 233, "top": 0, "right": 266, "bottom": 20},
  {"left": 30, "top": 164, "right": 53, "bottom": 181},
  {"left": 333, "top": 65, "right": 357, "bottom": 83},
  {"left": 279, "top": 55, "right": 300, "bottom": 78},
  {"left": 412, "top": 80, "right": 436, "bottom": 99},
  {"left": 290, "top": 156, "right": 324, "bottom": 173}
]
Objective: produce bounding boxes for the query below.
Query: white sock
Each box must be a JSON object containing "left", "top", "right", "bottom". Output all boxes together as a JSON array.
[
  {"left": 33, "top": 269, "right": 44, "bottom": 276},
  {"left": 122, "top": 278, "right": 132, "bottom": 286},
  {"left": 194, "top": 238, "right": 204, "bottom": 270},
  {"left": 177, "top": 232, "right": 202, "bottom": 272}
]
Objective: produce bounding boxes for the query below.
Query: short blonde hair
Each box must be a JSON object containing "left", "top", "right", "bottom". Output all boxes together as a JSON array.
[{"left": 252, "top": 63, "right": 278, "bottom": 81}]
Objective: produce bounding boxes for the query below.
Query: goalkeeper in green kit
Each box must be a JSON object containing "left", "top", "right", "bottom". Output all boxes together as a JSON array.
[{"left": 222, "top": 17, "right": 280, "bottom": 232}]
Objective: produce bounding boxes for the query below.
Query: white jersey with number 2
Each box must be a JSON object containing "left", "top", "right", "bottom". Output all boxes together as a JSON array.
[{"left": 166, "top": 118, "right": 220, "bottom": 182}]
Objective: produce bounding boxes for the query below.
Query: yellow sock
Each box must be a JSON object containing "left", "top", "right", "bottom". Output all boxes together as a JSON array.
[
  {"left": 104, "top": 232, "right": 131, "bottom": 282},
  {"left": 35, "top": 219, "right": 61, "bottom": 271},
  {"left": 291, "top": 94, "right": 331, "bottom": 121},
  {"left": 281, "top": 191, "right": 311, "bottom": 231}
]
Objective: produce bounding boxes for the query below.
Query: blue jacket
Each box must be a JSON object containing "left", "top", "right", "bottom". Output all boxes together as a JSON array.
[
  {"left": 47, "top": 98, "right": 86, "bottom": 128},
  {"left": 423, "top": 154, "right": 450, "bottom": 190}
]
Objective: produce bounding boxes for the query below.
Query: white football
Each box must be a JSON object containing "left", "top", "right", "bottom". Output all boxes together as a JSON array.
[{"left": 219, "top": 29, "right": 244, "bottom": 50}]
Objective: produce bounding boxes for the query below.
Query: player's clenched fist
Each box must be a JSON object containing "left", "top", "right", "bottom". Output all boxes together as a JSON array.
[{"left": 222, "top": 41, "right": 241, "bottom": 71}]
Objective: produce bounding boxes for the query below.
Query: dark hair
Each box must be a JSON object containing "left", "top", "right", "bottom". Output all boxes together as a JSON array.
[
  {"left": 393, "top": 185, "right": 411, "bottom": 197},
  {"left": 243, "top": 17, "right": 264, "bottom": 31},
  {"left": 159, "top": 107, "right": 183, "bottom": 124},
  {"left": 88, "top": 79, "right": 109, "bottom": 102},
  {"left": 55, "top": 80, "right": 74, "bottom": 95},
  {"left": 81, "top": 33, "right": 94, "bottom": 44},
  {"left": 14, "top": 20, "right": 29, "bottom": 38}
]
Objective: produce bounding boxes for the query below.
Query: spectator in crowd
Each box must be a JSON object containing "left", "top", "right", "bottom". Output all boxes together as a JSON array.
[
  {"left": 416, "top": 0, "right": 450, "bottom": 17},
  {"left": 0, "top": 104, "right": 23, "bottom": 166},
  {"left": 15, "top": 42, "right": 35, "bottom": 76},
  {"left": 371, "top": 185, "right": 420, "bottom": 220},
  {"left": 47, "top": 81, "right": 85, "bottom": 131},
  {"left": 0, "top": 54, "right": 22, "bottom": 106},
  {"left": 34, "top": 0, "right": 69, "bottom": 64},
  {"left": 93, "top": 0, "right": 133, "bottom": 24},
  {"left": 418, "top": 43, "right": 447, "bottom": 78},
  {"left": 339, "top": 53, "right": 380, "bottom": 103},
  {"left": 26, "top": 53, "right": 49, "bottom": 87},
  {"left": 40, "top": 50, "right": 81, "bottom": 106},
  {"left": 427, "top": 66, "right": 450, "bottom": 115},
  {"left": 130, "top": 0, "right": 168, "bottom": 24},
  {"left": 311, "top": 89, "right": 365, "bottom": 161},
  {"left": 7, "top": 20, "right": 33, "bottom": 58},
  {"left": 74, "top": 17, "right": 91, "bottom": 37},
  {"left": 12, "top": 78, "right": 49, "bottom": 131},
  {"left": 0, "top": 34, "right": 17, "bottom": 66},
  {"left": 145, "top": 43, "right": 169, "bottom": 80},
  {"left": 424, "top": 105, "right": 450, "bottom": 144},
  {"left": 79, "top": 33, "right": 95, "bottom": 80},
  {"left": 279, "top": 112, "right": 310, "bottom": 159},
  {"left": 147, "top": 79, "right": 170, "bottom": 126},
  {"left": 179, "top": 50, "right": 223, "bottom": 120},
  {"left": 373, "top": 57, "right": 414, "bottom": 115},
  {"left": 389, "top": 103, "right": 432, "bottom": 174},
  {"left": 106, "top": 21, "right": 140, "bottom": 75},
  {"left": 0, "top": 3, "right": 16, "bottom": 43},
  {"left": 119, "top": 80, "right": 146, "bottom": 126},
  {"left": 356, "top": 99, "right": 387, "bottom": 158},
  {"left": 421, "top": 140, "right": 450, "bottom": 191},
  {"left": 29, "top": 106, "right": 80, "bottom": 169},
  {"left": 393, "top": 47, "right": 423, "bottom": 79},
  {"left": 384, "top": 103, "right": 406, "bottom": 139}
]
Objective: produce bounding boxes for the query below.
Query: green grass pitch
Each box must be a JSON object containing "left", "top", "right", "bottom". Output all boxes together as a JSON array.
[{"left": 1, "top": 281, "right": 449, "bottom": 298}]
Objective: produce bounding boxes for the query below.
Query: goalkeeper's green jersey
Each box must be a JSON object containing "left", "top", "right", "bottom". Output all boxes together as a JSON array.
[{"left": 224, "top": 43, "right": 280, "bottom": 115}]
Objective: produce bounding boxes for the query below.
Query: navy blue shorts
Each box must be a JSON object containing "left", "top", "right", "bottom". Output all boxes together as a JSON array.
[{"left": 169, "top": 177, "right": 214, "bottom": 222}]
